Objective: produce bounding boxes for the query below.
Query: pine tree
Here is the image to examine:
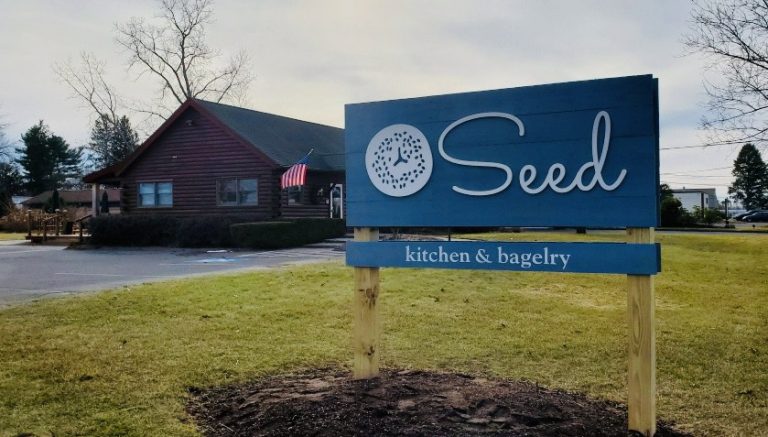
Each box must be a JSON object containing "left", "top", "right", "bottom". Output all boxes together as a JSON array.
[
  {"left": 729, "top": 143, "right": 768, "bottom": 210},
  {"left": 89, "top": 115, "right": 139, "bottom": 168},
  {"left": 659, "top": 183, "right": 674, "bottom": 201},
  {"left": 0, "top": 162, "right": 23, "bottom": 216},
  {"left": 15, "top": 121, "right": 82, "bottom": 195}
]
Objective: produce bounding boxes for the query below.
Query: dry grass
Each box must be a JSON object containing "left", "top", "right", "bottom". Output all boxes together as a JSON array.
[
  {"left": 0, "top": 208, "right": 32, "bottom": 233},
  {"left": 0, "top": 232, "right": 27, "bottom": 241},
  {"left": 0, "top": 231, "right": 766, "bottom": 436}
]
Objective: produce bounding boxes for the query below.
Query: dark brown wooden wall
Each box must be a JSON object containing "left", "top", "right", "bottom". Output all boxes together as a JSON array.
[{"left": 120, "top": 108, "right": 279, "bottom": 218}]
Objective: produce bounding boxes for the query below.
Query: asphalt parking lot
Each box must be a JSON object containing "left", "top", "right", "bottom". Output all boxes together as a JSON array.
[{"left": 0, "top": 240, "right": 345, "bottom": 306}]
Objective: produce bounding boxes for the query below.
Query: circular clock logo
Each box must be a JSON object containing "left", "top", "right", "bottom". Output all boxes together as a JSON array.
[{"left": 365, "top": 124, "right": 433, "bottom": 197}]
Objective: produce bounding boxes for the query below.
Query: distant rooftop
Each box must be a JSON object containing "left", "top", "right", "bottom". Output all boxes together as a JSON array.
[
  {"left": 22, "top": 189, "right": 121, "bottom": 207},
  {"left": 670, "top": 188, "right": 717, "bottom": 194}
]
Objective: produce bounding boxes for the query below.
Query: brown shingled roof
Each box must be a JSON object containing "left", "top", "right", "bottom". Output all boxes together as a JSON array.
[{"left": 83, "top": 99, "right": 344, "bottom": 184}]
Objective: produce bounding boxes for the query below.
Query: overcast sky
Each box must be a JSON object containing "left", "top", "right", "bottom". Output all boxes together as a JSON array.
[{"left": 0, "top": 0, "right": 741, "bottom": 198}]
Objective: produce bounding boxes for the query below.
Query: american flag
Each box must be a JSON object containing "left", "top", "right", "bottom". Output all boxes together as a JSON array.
[{"left": 280, "top": 152, "right": 311, "bottom": 189}]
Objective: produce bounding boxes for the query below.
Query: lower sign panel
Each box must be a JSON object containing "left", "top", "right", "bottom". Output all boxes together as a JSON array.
[{"left": 347, "top": 241, "right": 661, "bottom": 275}]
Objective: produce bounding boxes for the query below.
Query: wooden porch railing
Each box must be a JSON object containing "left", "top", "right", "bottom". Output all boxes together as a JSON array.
[
  {"left": 75, "top": 213, "right": 93, "bottom": 243},
  {"left": 26, "top": 210, "right": 90, "bottom": 243},
  {"left": 26, "top": 210, "right": 60, "bottom": 242}
]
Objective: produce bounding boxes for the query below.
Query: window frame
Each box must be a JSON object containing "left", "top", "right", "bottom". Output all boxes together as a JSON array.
[
  {"left": 216, "top": 177, "right": 259, "bottom": 207},
  {"left": 137, "top": 181, "right": 173, "bottom": 208},
  {"left": 285, "top": 185, "right": 303, "bottom": 205}
]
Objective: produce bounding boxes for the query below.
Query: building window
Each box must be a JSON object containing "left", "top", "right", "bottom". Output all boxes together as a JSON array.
[
  {"left": 138, "top": 182, "right": 173, "bottom": 207},
  {"left": 286, "top": 184, "right": 329, "bottom": 206},
  {"left": 311, "top": 184, "right": 333, "bottom": 205},
  {"left": 218, "top": 178, "right": 258, "bottom": 206},
  {"left": 286, "top": 186, "right": 302, "bottom": 205}
]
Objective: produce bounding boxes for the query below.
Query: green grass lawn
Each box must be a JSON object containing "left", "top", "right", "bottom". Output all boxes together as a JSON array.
[
  {"left": 0, "top": 232, "right": 27, "bottom": 241},
  {"left": 1, "top": 232, "right": 766, "bottom": 436}
]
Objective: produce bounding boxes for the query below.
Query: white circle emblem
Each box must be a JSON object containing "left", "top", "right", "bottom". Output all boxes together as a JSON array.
[{"left": 365, "top": 124, "right": 433, "bottom": 197}]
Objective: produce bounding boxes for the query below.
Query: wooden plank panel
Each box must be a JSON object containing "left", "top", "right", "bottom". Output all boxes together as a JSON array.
[
  {"left": 347, "top": 241, "right": 661, "bottom": 275},
  {"left": 353, "top": 228, "right": 380, "bottom": 379},
  {"left": 116, "top": 108, "right": 345, "bottom": 219},
  {"left": 345, "top": 75, "right": 660, "bottom": 228},
  {"left": 120, "top": 107, "right": 280, "bottom": 218},
  {"left": 627, "top": 227, "right": 656, "bottom": 436}
]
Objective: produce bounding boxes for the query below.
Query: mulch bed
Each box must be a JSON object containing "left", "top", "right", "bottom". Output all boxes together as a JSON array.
[{"left": 187, "top": 369, "right": 690, "bottom": 436}]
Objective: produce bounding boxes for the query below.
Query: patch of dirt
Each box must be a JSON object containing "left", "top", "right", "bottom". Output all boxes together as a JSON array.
[{"left": 187, "top": 369, "right": 690, "bottom": 436}]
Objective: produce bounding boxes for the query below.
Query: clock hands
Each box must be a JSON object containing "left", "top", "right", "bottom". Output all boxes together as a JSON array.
[{"left": 393, "top": 146, "right": 408, "bottom": 166}]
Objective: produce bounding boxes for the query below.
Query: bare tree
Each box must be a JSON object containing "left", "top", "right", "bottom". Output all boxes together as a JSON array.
[
  {"left": 116, "top": 0, "right": 252, "bottom": 118},
  {"left": 53, "top": 53, "right": 121, "bottom": 127},
  {"left": 0, "top": 109, "right": 12, "bottom": 162},
  {"left": 54, "top": 0, "right": 252, "bottom": 128},
  {"left": 685, "top": 0, "right": 768, "bottom": 148},
  {"left": 0, "top": 133, "right": 9, "bottom": 162},
  {"left": 0, "top": 129, "right": 7, "bottom": 161}
]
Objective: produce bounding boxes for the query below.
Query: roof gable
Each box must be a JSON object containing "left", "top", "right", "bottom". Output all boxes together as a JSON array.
[
  {"left": 84, "top": 99, "right": 345, "bottom": 183},
  {"left": 195, "top": 100, "right": 344, "bottom": 171}
]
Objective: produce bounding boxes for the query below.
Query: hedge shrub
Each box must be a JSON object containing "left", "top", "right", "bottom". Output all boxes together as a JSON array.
[
  {"left": 229, "top": 222, "right": 303, "bottom": 249},
  {"left": 230, "top": 218, "right": 346, "bottom": 249},
  {"left": 89, "top": 215, "right": 179, "bottom": 246},
  {"left": 175, "top": 216, "right": 237, "bottom": 248},
  {"left": 293, "top": 218, "right": 347, "bottom": 242},
  {"left": 89, "top": 216, "right": 346, "bottom": 248}
]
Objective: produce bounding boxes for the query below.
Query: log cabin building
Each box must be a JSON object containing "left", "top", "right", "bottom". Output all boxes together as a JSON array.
[{"left": 83, "top": 99, "right": 345, "bottom": 220}]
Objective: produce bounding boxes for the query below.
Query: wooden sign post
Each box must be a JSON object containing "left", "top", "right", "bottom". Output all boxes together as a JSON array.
[
  {"left": 353, "top": 227, "right": 380, "bottom": 379},
  {"left": 344, "top": 75, "right": 661, "bottom": 434},
  {"left": 627, "top": 227, "right": 656, "bottom": 436}
]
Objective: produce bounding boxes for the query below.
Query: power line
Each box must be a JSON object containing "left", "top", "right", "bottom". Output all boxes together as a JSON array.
[
  {"left": 661, "top": 180, "right": 731, "bottom": 187},
  {"left": 660, "top": 173, "right": 732, "bottom": 178},
  {"left": 661, "top": 179, "right": 730, "bottom": 187},
  {"left": 662, "top": 177, "right": 729, "bottom": 182},
  {"left": 661, "top": 176, "right": 729, "bottom": 183},
  {"left": 660, "top": 144, "right": 736, "bottom": 151},
  {"left": 659, "top": 139, "right": 754, "bottom": 151},
  {"left": 661, "top": 166, "right": 731, "bottom": 172}
]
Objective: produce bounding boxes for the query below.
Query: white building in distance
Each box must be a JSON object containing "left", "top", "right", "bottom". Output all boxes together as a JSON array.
[{"left": 671, "top": 188, "right": 719, "bottom": 212}]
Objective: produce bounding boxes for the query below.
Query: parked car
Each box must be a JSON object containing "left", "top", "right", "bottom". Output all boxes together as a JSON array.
[
  {"left": 734, "top": 210, "right": 761, "bottom": 221},
  {"left": 743, "top": 211, "right": 768, "bottom": 222}
]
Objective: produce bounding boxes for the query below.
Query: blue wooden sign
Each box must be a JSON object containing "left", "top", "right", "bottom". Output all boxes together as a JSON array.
[
  {"left": 347, "top": 241, "right": 660, "bottom": 275},
  {"left": 345, "top": 75, "right": 660, "bottom": 228}
]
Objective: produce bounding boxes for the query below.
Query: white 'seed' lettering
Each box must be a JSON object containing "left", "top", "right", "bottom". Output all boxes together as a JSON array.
[
  {"left": 438, "top": 112, "right": 524, "bottom": 196},
  {"left": 438, "top": 111, "right": 627, "bottom": 196}
]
